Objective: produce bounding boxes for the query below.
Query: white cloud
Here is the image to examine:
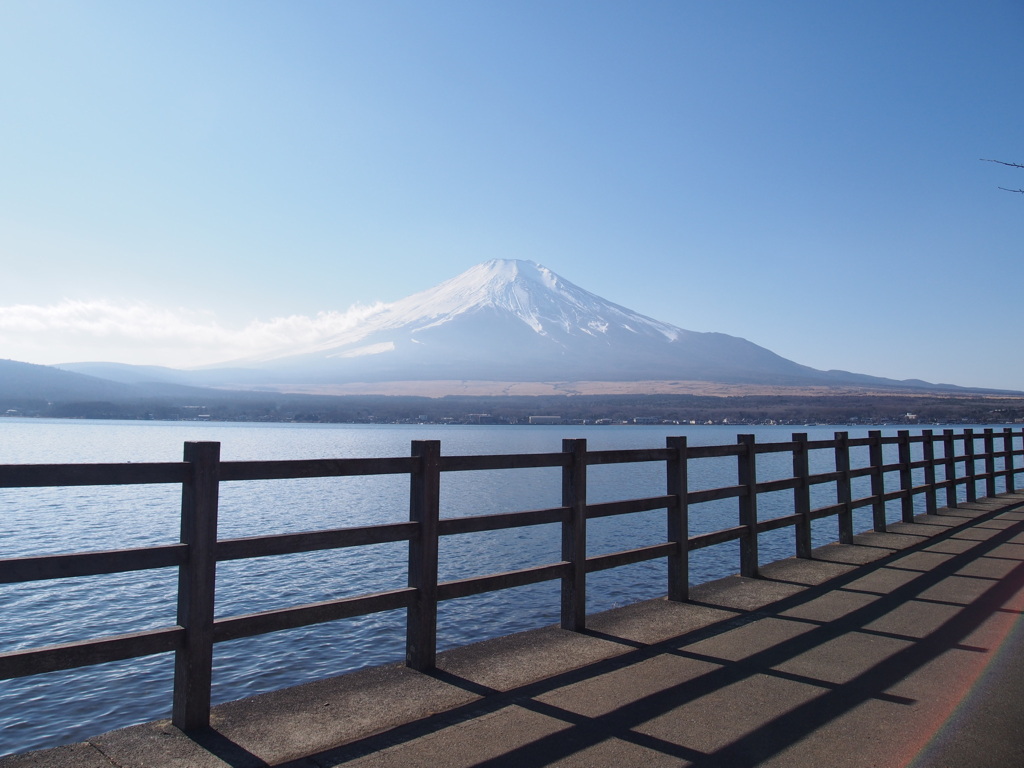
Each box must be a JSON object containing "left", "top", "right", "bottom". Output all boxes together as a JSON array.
[{"left": 0, "top": 299, "right": 387, "bottom": 367}]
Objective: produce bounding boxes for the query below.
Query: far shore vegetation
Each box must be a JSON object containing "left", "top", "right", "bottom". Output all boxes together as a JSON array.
[{"left": 3, "top": 391, "right": 1022, "bottom": 428}]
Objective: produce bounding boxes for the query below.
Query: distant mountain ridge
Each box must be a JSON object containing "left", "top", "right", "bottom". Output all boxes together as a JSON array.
[
  {"left": 0, "top": 359, "right": 137, "bottom": 401},
  {"left": 47, "top": 259, "right": 1015, "bottom": 396},
  {"left": 0, "top": 359, "right": 215, "bottom": 403}
]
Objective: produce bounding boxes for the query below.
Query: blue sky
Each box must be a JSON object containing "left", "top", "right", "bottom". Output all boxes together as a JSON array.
[{"left": 1, "top": 1, "right": 1022, "bottom": 390}]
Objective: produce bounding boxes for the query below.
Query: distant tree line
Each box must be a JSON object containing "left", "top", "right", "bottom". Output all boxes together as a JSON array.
[{"left": 4, "top": 392, "right": 1022, "bottom": 427}]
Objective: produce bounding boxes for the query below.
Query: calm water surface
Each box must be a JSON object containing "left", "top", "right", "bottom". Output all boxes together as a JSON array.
[{"left": 0, "top": 418, "right": 978, "bottom": 755}]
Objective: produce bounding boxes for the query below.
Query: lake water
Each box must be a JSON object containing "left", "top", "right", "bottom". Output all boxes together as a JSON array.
[{"left": 0, "top": 418, "right": 982, "bottom": 756}]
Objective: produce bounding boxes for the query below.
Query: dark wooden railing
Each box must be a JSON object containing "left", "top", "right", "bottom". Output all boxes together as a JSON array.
[{"left": 1, "top": 427, "right": 1021, "bottom": 731}]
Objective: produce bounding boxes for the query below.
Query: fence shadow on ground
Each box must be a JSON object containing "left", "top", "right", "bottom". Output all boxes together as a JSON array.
[{"left": 243, "top": 497, "right": 1024, "bottom": 768}]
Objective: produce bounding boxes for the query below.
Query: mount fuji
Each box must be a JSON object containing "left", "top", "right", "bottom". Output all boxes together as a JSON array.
[{"left": 153, "top": 259, "right": 943, "bottom": 393}]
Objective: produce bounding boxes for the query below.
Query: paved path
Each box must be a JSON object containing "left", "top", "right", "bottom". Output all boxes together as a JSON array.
[{"left": 5, "top": 493, "right": 1024, "bottom": 767}]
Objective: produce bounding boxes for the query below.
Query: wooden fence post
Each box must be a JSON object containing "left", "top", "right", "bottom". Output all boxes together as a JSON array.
[
  {"left": 561, "top": 439, "right": 587, "bottom": 631},
  {"left": 792, "top": 433, "right": 812, "bottom": 559},
  {"left": 407, "top": 440, "right": 440, "bottom": 671},
  {"left": 737, "top": 434, "right": 759, "bottom": 578},
  {"left": 834, "top": 431, "right": 854, "bottom": 544},
  {"left": 868, "top": 430, "right": 886, "bottom": 532},
  {"left": 898, "top": 430, "right": 914, "bottom": 523},
  {"left": 983, "top": 429, "right": 997, "bottom": 498},
  {"left": 943, "top": 429, "right": 958, "bottom": 508},
  {"left": 1005, "top": 428, "right": 1016, "bottom": 494},
  {"left": 964, "top": 429, "right": 977, "bottom": 502},
  {"left": 172, "top": 441, "right": 221, "bottom": 732},
  {"left": 666, "top": 436, "right": 689, "bottom": 602},
  {"left": 922, "top": 429, "right": 937, "bottom": 515}
]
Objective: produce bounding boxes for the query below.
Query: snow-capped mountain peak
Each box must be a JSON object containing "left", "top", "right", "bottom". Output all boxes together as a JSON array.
[
  {"left": 374, "top": 259, "right": 681, "bottom": 342},
  {"left": 232, "top": 259, "right": 838, "bottom": 387}
]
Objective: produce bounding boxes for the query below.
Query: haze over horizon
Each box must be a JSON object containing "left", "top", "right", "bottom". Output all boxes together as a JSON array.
[{"left": 2, "top": 2, "right": 1022, "bottom": 391}]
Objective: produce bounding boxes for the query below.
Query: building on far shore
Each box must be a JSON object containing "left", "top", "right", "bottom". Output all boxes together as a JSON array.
[{"left": 528, "top": 415, "right": 564, "bottom": 425}]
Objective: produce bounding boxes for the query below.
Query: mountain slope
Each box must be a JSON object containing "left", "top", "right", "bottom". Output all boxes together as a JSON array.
[
  {"left": 0, "top": 359, "right": 139, "bottom": 402},
  {"left": 224, "top": 260, "right": 908, "bottom": 388},
  {"left": 0, "top": 359, "right": 234, "bottom": 405}
]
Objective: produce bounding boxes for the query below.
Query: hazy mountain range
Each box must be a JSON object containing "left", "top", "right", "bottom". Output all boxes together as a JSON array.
[{"left": 4, "top": 259, "right": 1017, "bottom": 401}]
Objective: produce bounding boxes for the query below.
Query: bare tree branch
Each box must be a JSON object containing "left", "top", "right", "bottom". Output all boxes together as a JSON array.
[
  {"left": 981, "top": 158, "right": 1024, "bottom": 169},
  {"left": 981, "top": 159, "right": 1024, "bottom": 193}
]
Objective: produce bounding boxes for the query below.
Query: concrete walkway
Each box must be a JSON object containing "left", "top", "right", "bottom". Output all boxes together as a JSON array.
[{"left": 5, "top": 493, "right": 1024, "bottom": 768}]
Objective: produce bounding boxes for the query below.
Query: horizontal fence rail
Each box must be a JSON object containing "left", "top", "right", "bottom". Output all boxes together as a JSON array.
[{"left": 1, "top": 427, "right": 1022, "bottom": 732}]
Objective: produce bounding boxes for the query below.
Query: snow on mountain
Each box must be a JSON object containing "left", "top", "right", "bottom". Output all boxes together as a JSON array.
[
  {"left": 227, "top": 259, "right": 837, "bottom": 386},
  {"left": 279, "top": 259, "right": 680, "bottom": 358},
  {"left": 380, "top": 258, "right": 681, "bottom": 341}
]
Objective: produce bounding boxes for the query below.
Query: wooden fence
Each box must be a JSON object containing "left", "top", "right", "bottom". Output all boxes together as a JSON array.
[{"left": 0, "top": 427, "right": 1021, "bottom": 732}]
